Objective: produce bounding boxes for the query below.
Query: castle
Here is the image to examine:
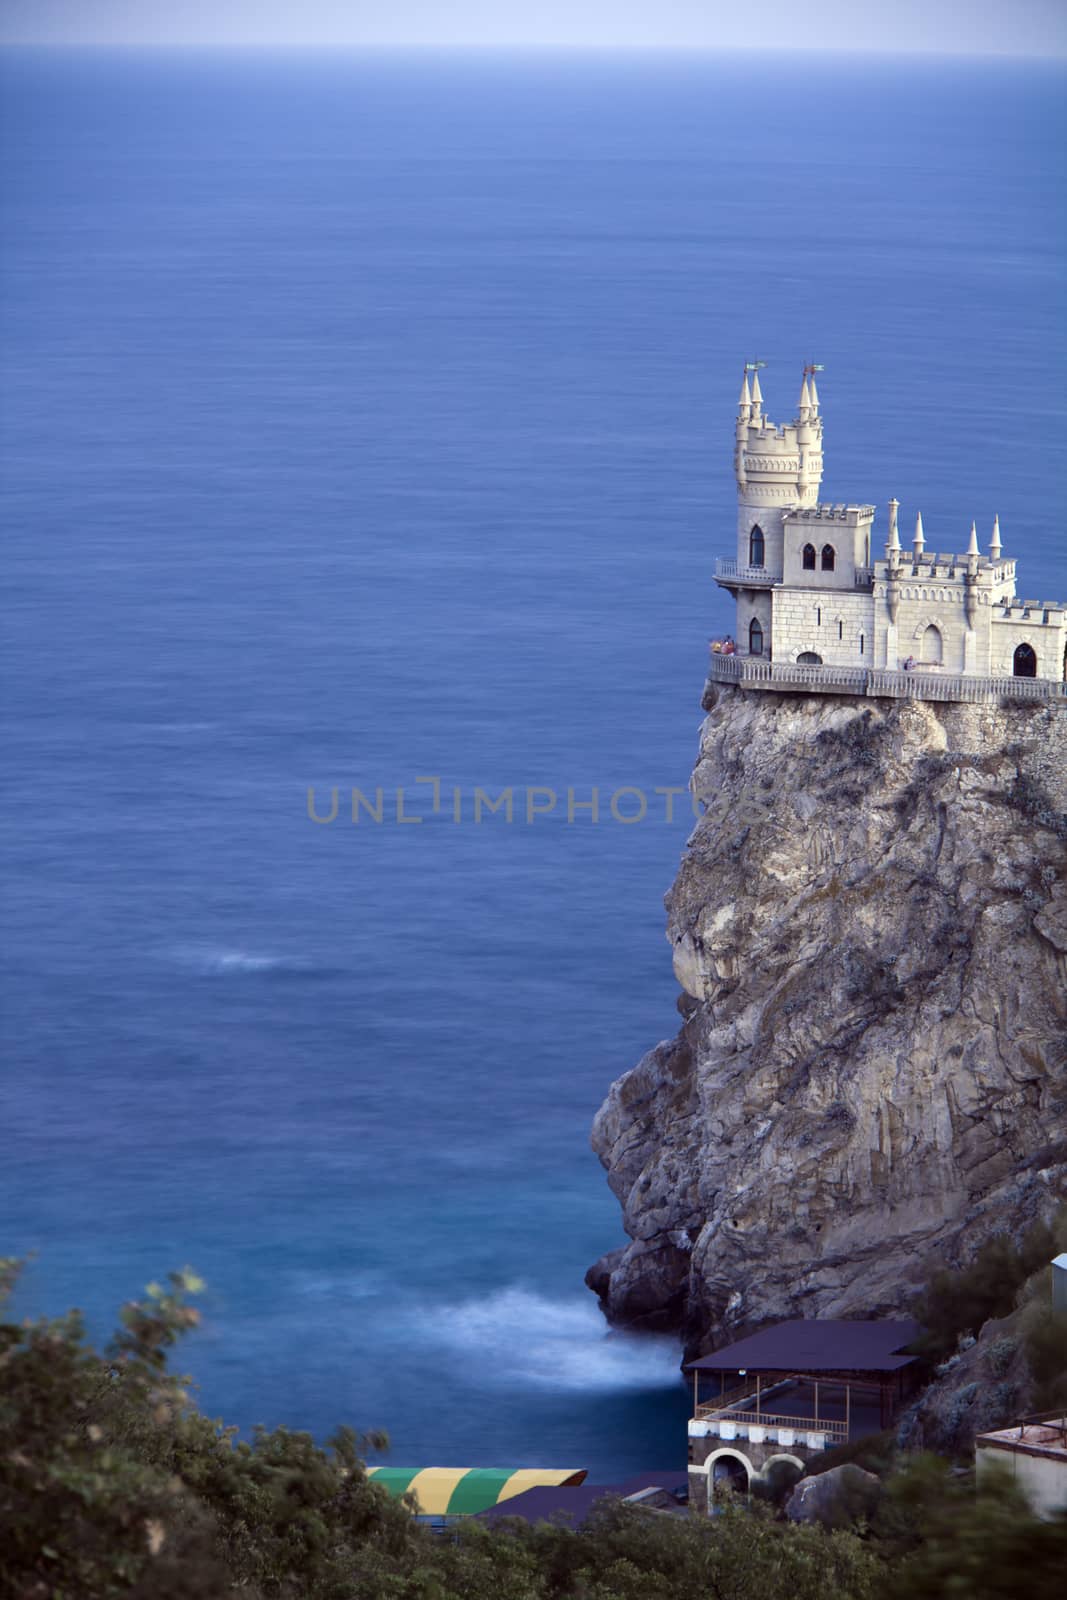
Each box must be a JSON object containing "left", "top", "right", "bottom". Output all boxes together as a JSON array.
[{"left": 710, "top": 368, "right": 1066, "bottom": 703}]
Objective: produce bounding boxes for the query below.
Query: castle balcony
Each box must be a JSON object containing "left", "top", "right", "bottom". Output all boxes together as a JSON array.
[
  {"left": 707, "top": 650, "right": 1067, "bottom": 705},
  {"left": 714, "top": 559, "right": 778, "bottom": 589},
  {"left": 854, "top": 566, "right": 875, "bottom": 587}
]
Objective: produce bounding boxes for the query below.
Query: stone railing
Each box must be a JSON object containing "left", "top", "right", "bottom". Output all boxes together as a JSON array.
[
  {"left": 854, "top": 567, "right": 875, "bottom": 586},
  {"left": 709, "top": 654, "right": 869, "bottom": 694},
  {"left": 714, "top": 559, "right": 778, "bottom": 587},
  {"left": 707, "top": 652, "right": 1067, "bottom": 706},
  {"left": 864, "top": 669, "right": 1066, "bottom": 704}
]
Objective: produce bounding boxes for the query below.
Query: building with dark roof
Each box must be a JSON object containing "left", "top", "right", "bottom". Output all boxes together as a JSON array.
[
  {"left": 475, "top": 1472, "right": 690, "bottom": 1527},
  {"left": 684, "top": 1319, "right": 923, "bottom": 1509}
]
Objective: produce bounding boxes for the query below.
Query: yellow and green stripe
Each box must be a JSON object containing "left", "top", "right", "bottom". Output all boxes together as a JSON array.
[{"left": 366, "top": 1466, "right": 587, "bottom": 1516}]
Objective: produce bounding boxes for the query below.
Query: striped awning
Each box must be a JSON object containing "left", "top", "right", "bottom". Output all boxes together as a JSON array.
[{"left": 366, "top": 1467, "right": 587, "bottom": 1517}]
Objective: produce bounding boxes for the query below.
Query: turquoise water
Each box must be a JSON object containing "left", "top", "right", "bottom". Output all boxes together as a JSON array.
[{"left": 1, "top": 51, "right": 1064, "bottom": 1478}]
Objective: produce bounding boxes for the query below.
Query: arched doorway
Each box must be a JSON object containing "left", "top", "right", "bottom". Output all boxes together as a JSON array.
[
  {"left": 920, "top": 624, "right": 942, "bottom": 665},
  {"left": 710, "top": 1451, "right": 750, "bottom": 1498},
  {"left": 749, "top": 618, "right": 764, "bottom": 656},
  {"left": 755, "top": 1456, "right": 805, "bottom": 1506},
  {"left": 821, "top": 544, "right": 836, "bottom": 571},
  {"left": 1013, "top": 642, "right": 1037, "bottom": 678},
  {"left": 797, "top": 651, "right": 823, "bottom": 665},
  {"left": 802, "top": 543, "right": 816, "bottom": 571},
  {"left": 749, "top": 525, "right": 765, "bottom": 567}
]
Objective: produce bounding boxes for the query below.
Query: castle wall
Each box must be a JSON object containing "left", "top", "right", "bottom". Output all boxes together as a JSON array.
[
  {"left": 992, "top": 615, "right": 1067, "bottom": 681},
  {"left": 770, "top": 588, "right": 874, "bottom": 666},
  {"left": 736, "top": 503, "right": 787, "bottom": 578},
  {"left": 736, "top": 588, "right": 774, "bottom": 653},
  {"left": 882, "top": 591, "right": 980, "bottom": 673},
  {"left": 782, "top": 540, "right": 865, "bottom": 590},
  {"left": 782, "top": 508, "right": 873, "bottom": 591}
]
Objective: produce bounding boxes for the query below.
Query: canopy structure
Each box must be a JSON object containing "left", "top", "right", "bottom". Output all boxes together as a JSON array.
[
  {"left": 366, "top": 1467, "right": 587, "bottom": 1517},
  {"left": 685, "top": 1319, "right": 921, "bottom": 1376},
  {"left": 685, "top": 1319, "right": 923, "bottom": 1438}
]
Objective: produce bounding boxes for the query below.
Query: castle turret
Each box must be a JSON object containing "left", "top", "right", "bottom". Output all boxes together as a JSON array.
[
  {"left": 750, "top": 368, "right": 763, "bottom": 422},
  {"left": 730, "top": 369, "right": 825, "bottom": 582},
  {"left": 990, "top": 515, "right": 1002, "bottom": 560},
  {"left": 886, "top": 499, "right": 901, "bottom": 561},
  {"left": 913, "top": 512, "right": 925, "bottom": 555}
]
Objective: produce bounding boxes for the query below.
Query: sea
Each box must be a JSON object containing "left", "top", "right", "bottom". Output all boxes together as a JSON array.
[{"left": 1, "top": 50, "right": 1064, "bottom": 1480}]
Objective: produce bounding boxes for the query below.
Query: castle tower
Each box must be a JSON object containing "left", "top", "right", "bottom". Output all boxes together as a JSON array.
[{"left": 733, "top": 367, "right": 824, "bottom": 579}]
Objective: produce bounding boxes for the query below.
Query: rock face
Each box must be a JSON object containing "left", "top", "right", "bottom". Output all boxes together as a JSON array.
[
  {"left": 587, "top": 686, "right": 1067, "bottom": 1354},
  {"left": 896, "top": 1312, "right": 1033, "bottom": 1457}
]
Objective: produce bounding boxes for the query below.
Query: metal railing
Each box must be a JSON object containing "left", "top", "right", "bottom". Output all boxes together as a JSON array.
[{"left": 695, "top": 1382, "right": 760, "bottom": 1417}]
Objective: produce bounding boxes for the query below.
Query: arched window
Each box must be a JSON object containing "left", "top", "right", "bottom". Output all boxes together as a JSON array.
[
  {"left": 821, "top": 544, "right": 836, "bottom": 571},
  {"left": 749, "top": 525, "right": 765, "bottom": 567},
  {"left": 1013, "top": 642, "right": 1037, "bottom": 678},
  {"left": 921, "top": 624, "right": 943, "bottom": 665},
  {"left": 802, "top": 543, "right": 816, "bottom": 571},
  {"left": 797, "top": 651, "right": 823, "bottom": 665},
  {"left": 748, "top": 618, "right": 764, "bottom": 656}
]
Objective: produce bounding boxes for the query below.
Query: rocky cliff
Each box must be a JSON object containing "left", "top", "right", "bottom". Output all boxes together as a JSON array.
[{"left": 587, "top": 686, "right": 1067, "bottom": 1355}]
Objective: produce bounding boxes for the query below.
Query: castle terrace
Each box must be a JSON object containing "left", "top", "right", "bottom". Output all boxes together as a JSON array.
[{"left": 707, "top": 649, "right": 1067, "bottom": 703}]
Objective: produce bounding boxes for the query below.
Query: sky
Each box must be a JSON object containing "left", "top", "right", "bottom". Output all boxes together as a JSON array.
[{"left": 2, "top": 0, "right": 1066, "bottom": 57}]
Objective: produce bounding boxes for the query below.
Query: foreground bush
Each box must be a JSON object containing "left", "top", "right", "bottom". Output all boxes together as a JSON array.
[{"left": 1, "top": 1262, "right": 1064, "bottom": 1599}]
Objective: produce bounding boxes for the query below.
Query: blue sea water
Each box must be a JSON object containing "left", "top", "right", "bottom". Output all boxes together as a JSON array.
[{"left": 1, "top": 50, "right": 1065, "bottom": 1480}]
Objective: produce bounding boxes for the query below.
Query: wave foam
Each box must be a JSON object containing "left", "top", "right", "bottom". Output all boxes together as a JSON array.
[
  {"left": 414, "top": 1286, "right": 680, "bottom": 1394},
  {"left": 171, "top": 945, "right": 295, "bottom": 975}
]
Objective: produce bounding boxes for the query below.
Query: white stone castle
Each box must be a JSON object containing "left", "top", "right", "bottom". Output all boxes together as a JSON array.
[{"left": 710, "top": 367, "right": 1066, "bottom": 703}]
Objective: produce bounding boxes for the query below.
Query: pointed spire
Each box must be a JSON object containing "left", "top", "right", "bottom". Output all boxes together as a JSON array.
[
  {"left": 990, "top": 514, "right": 1002, "bottom": 559},
  {"left": 913, "top": 512, "right": 925, "bottom": 552},
  {"left": 967, "top": 520, "right": 980, "bottom": 557},
  {"left": 887, "top": 498, "right": 901, "bottom": 553},
  {"left": 808, "top": 372, "right": 819, "bottom": 411},
  {"left": 739, "top": 372, "right": 751, "bottom": 409},
  {"left": 799, "top": 375, "right": 811, "bottom": 416}
]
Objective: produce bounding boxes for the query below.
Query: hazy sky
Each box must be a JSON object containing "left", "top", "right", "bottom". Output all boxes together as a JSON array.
[{"left": 3, "top": 0, "right": 1066, "bottom": 56}]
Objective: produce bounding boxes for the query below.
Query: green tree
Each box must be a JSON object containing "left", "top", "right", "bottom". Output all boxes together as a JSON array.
[{"left": 875, "top": 1454, "right": 1067, "bottom": 1599}]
